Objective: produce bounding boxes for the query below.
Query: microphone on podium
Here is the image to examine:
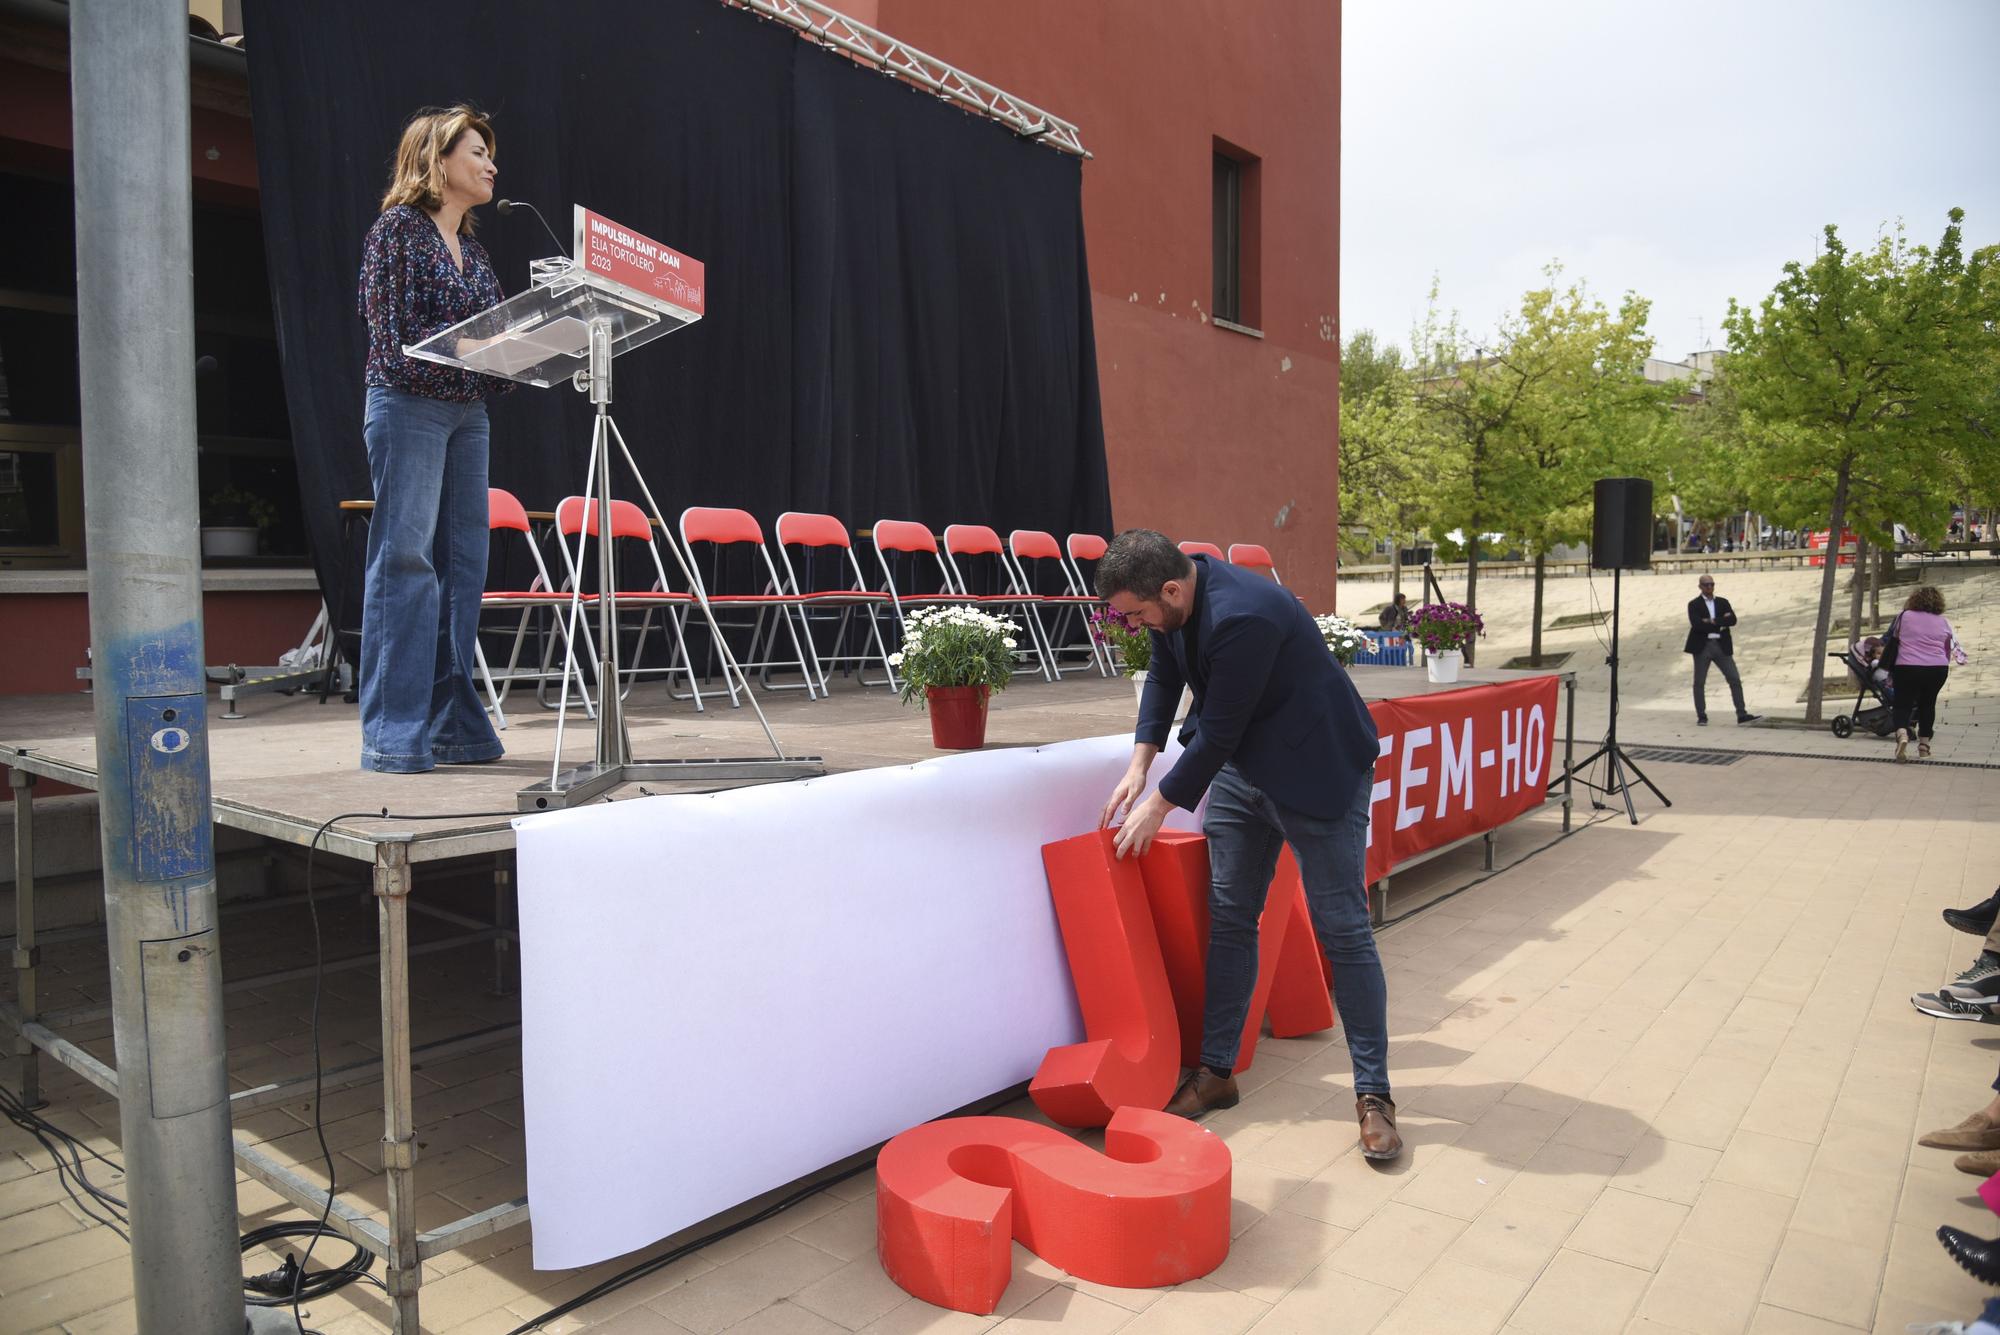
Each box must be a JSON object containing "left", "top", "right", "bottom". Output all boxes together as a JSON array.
[{"left": 495, "top": 198, "right": 568, "bottom": 257}]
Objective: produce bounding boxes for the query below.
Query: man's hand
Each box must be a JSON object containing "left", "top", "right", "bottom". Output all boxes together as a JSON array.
[
  {"left": 1111, "top": 791, "right": 1174, "bottom": 860},
  {"left": 1099, "top": 763, "right": 1149, "bottom": 830}
]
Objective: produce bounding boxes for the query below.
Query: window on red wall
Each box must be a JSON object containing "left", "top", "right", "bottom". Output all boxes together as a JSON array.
[{"left": 1211, "top": 139, "right": 1261, "bottom": 331}]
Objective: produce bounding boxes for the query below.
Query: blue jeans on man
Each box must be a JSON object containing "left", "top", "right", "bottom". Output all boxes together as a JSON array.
[
  {"left": 1200, "top": 762, "right": 1391, "bottom": 1095},
  {"left": 358, "top": 386, "right": 504, "bottom": 773}
]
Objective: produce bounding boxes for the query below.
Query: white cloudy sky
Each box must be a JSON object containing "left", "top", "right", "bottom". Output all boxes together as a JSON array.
[{"left": 1339, "top": 0, "right": 2000, "bottom": 364}]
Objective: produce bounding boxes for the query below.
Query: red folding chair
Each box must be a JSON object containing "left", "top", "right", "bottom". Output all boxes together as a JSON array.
[
  {"left": 943, "top": 523, "right": 1055, "bottom": 681},
  {"left": 1009, "top": 529, "right": 1109, "bottom": 676},
  {"left": 477, "top": 487, "right": 594, "bottom": 726},
  {"left": 678, "top": 506, "right": 823, "bottom": 698},
  {"left": 772, "top": 511, "right": 898, "bottom": 691},
  {"left": 1178, "top": 540, "right": 1225, "bottom": 561},
  {"left": 1063, "top": 532, "right": 1109, "bottom": 603},
  {"left": 549, "top": 495, "right": 710, "bottom": 711},
  {"left": 1227, "top": 542, "right": 1284, "bottom": 584}
]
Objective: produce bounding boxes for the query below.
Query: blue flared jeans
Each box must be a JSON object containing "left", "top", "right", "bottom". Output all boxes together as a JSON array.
[
  {"left": 358, "top": 386, "right": 503, "bottom": 773},
  {"left": 1200, "top": 763, "right": 1391, "bottom": 1095}
]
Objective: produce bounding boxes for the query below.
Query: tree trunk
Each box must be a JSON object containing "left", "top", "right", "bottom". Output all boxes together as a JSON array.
[
  {"left": 1530, "top": 549, "right": 1546, "bottom": 665},
  {"left": 1803, "top": 461, "right": 1852, "bottom": 724},
  {"left": 1846, "top": 533, "right": 1867, "bottom": 647},
  {"left": 1870, "top": 542, "right": 1886, "bottom": 625},
  {"left": 1464, "top": 535, "right": 1479, "bottom": 667},
  {"left": 1390, "top": 537, "right": 1403, "bottom": 602}
]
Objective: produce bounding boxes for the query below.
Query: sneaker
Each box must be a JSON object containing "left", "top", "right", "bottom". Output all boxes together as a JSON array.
[
  {"left": 1913, "top": 991, "right": 2000, "bottom": 1022},
  {"left": 1695, "top": 716, "right": 1708, "bottom": 726},
  {"left": 1896, "top": 728, "right": 1910, "bottom": 762},
  {"left": 1737, "top": 712, "right": 1761, "bottom": 724},
  {"left": 1944, "top": 955, "right": 2000, "bottom": 1002}
]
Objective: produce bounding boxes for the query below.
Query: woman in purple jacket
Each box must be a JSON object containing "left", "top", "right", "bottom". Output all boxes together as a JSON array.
[{"left": 1890, "top": 585, "right": 1967, "bottom": 761}]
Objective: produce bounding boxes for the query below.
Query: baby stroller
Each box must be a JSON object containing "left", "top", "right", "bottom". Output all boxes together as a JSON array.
[{"left": 1827, "top": 643, "right": 1895, "bottom": 739}]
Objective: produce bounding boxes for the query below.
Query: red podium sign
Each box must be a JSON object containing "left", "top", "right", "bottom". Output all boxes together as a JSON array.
[{"left": 571, "top": 206, "right": 705, "bottom": 316}]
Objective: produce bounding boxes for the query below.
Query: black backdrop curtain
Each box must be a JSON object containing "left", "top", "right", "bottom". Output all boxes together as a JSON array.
[{"left": 241, "top": 0, "right": 1111, "bottom": 633}]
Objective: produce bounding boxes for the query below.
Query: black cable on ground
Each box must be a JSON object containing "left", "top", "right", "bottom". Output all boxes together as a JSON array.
[
  {"left": 0, "top": 1084, "right": 129, "bottom": 1240},
  {"left": 241, "top": 1220, "right": 385, "bottom": 1304}
]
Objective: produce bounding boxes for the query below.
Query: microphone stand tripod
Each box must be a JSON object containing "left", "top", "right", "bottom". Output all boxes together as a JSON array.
[{"left": 1565, "top": 565, "right": 1670, "bottom": 825}]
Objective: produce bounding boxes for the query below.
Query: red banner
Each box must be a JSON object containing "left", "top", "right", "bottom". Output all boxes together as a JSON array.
[
  {"left": 1362, "top": 677, "right": 1560, "bottom": 883},
  {"left": 572, "top": 206, "right": 706, "bottom": 315}
]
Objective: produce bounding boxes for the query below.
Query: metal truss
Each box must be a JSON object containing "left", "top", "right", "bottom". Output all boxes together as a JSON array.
[{"left": 724, "top": 0, "right": 1089, "bottom": 158}]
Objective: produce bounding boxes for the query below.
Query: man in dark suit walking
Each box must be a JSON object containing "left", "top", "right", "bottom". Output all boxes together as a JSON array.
[
  {"left": 1095, "top": 530, "right": 1400, "bottom": 1160},
  {"left": 1686, "top": 575, "right": 1760, "bottom": 725}
]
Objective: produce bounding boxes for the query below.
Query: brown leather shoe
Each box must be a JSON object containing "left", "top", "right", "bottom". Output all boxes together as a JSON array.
[
  {"left": 1164, "top": 1069, "right": 1239, "bottom": 1120},
  {"left": 1921, "top": 1111, "right": 2000, "bottom": 1152},
  {"left": 1357, "top": 1094, "right": 1403, "bottom": 1161},
  {"left": 1956, "top": 1147, "right": 2000, "bottom": 1177}
]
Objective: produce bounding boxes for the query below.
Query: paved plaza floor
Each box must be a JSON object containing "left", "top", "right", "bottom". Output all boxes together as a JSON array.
[{"left": 4, "top": 642, "right": 2000, "bottom": 1331}]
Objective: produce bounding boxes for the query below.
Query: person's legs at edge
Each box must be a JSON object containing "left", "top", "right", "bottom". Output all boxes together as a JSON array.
[
  {"left": 1168, "top": 764, "right": 1285, "bottom": 1118},
  {"left": 359, "top": 387, "right": 454, "bottom": 773},
  {"left": 1277, "top": 773, "right": 1399, "bottom": 1158},
  {"left": 1715, "top": 648, "right": 1752, "bottom": 720},
  {"left": 427, "top": 401, "right": 503, "bottom": 764}
]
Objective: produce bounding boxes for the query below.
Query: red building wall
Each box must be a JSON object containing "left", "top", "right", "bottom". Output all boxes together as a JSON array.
[{"left": 869, "top": 0, "right": 1342, "bottom": 606}]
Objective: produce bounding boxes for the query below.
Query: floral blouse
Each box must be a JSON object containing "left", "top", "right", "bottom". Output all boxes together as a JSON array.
[{"left": 358, "top": 204, "right": 512, "bottom": 402}]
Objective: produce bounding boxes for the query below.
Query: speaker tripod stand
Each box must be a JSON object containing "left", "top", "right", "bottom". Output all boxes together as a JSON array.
[{"left": 1566, "top": 565, "right": 1670, "bottom": 825}]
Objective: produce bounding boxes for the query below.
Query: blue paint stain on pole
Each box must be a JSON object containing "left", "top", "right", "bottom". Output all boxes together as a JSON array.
[{"left": 98, "top": 626, "right": 213, "bottom": 920}]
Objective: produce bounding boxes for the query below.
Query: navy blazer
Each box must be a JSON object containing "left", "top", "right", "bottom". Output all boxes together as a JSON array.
[{"left": 1138, "top": 556, "right": 1379, "bottom": 819}]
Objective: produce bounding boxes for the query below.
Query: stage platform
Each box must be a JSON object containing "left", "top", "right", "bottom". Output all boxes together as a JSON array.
[
  {"left": 0, "top": 663, "right": 1570, "bottom": 863},
  {"left": 0, "top": 661, "right": 1574, "bottom": 1334}
]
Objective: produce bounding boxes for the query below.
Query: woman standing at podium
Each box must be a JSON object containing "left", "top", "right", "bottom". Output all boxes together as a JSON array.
[{"left": 355, "top": 105, "right": 509, "bottom": 773}]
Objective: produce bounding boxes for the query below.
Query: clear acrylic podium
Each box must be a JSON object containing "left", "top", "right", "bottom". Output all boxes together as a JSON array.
[{"left": 407, "top": 248, "right": 825, "bottom": 810}]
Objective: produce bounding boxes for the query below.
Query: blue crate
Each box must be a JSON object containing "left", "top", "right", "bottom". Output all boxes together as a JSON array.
[{"left": 1352, "top": 629, "right": 1413, "bottom": 667}]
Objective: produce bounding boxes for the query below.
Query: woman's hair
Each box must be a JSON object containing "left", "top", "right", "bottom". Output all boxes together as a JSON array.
[
  {"left": 1906, "top": 585, "right": 1946, "bottom": 615},
  {"left": 379, "top": 105, "right": 495, "bottom": 234}
]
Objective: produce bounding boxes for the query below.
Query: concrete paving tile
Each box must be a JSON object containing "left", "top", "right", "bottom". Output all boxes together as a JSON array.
[
  {"left": 1636, "top": 1239, "right": 1771, "bottom": 1334},
  {"left": 1446, "top": 1197, "right": 1581, "bottom": 1282},
  {"left": 793, "top": 1255, "right": 914, "bottom": 1332},
  {"left": 1678, "top": 1180, "right": 1796, "bottom": 1262},
  {"left": 1499, "top": 1140, "right": 1623, "bottom": 1216},
  {"left": 1393, "top": 1144, "right": 1518, "bottom": 1221},
  {"left": 1321, "top": 1202, "right": 1466, "bottom": 1292},
  {"left": 726, "top": 1301, "right": 854, "bottom": 1335},
  {"left": 1372, "top": 1257, "right": 1528, "bottom": 1335},
  {"left": 987, "top": 1286, "right": 1129, "bottom": 1335},
  {"left": 1204, "top": 1207, "right": 1353, "bottom": 1302},
  {"left": 1611, "top": 1137, "right": 1722, "bottom": 1206},
  {"left": 1506, "top": 1250, "right": 1650, "bottom": 1335},
  {"left": 1761, "top": 1231, "right": 1883, "bottom": 1329},
  {"left": 1247, "top": 1262, "right": 1401, "bottom": 1334},
  {"left": 649, "top": 1239, "right": 846, "bottom": 1335},
  {"left": 1564, "top": 1188, "right": 1688, "bottom": 1271},
  {"left": 1112, "top": 1280, "right": 1268, "bottom": 1335},
  {"left": 1712, "top": 1129, "right": 1817, "bottom": 1198}
]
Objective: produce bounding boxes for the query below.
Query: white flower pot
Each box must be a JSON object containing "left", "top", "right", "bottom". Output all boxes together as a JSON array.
[
  {"left": 1426, "top": 649, "right": 1462, "bottom": 683},
  {"left": 1131, "top": 670, "right": 1194, "bottom": 718}
]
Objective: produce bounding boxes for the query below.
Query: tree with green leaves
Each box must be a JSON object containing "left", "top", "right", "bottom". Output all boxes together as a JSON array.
[
  {"left": 1412, "top": 269, "right": 1673, "bottom": 664},
  {"left": 1723, "top": 209, "right": 1997, "bottom": 722},
  {"left": 1337, "top": 350, "right": 1438, "bottom": 598}
]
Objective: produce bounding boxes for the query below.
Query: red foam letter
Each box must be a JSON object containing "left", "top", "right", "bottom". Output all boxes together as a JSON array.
[
  {"left": 1030, "top": 831, "right": 1181, "bottom": 1127},
  {"left": 1137, "top": 832, "right": 1310, "bottom": 1072},
  {"left": 876, "top": 1108, "right": 1232, "bottom": 1314},
  {"left": 1264, "top": 850, "right": 1336, "bottom": 1039}
]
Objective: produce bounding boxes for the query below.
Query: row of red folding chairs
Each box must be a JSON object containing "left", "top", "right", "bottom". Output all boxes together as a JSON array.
[{"left": 469, "top": 487, "right": 1287, "bottom": 724}]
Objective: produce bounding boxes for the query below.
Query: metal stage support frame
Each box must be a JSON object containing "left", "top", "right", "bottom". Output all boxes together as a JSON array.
[{"left": 3, "top": 747, "right": 527, "bottom": 1335}]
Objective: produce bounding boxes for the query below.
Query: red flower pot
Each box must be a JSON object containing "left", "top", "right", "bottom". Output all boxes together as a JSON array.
[{"left": 925, "top": 685, "right": 991, "bottom": 750}]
